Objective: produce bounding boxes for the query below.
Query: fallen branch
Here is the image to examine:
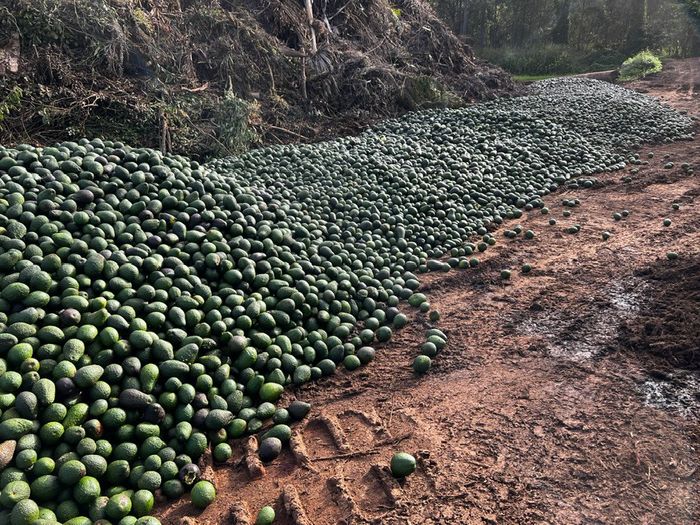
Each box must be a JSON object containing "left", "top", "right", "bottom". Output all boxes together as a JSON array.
[
  {"left": 304, "top": 0, "right": 318, "bottom": 55},
  {"left": 265, "top": 124, "right": 309, "bottom": 140},
  {"left": 377, "top": 433, "right": 412, "bottom": 446},
  {"left": 182, "top": 82, "right": 209, "bottom": 93},
  {"left": 277, "top": 46, "right": 308, "bottom": 58},
  {"left": 312, "top": 449, "right": 381, "bottom": 462}
]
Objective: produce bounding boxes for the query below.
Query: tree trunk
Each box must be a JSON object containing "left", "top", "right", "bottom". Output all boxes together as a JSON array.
[
  {"left": 552, "top": 0, "right": 570, "bottom": 45},
  {"left": 304, "top": 0, "right": 317, "bottom": 54},
  {"left": 460, "top": 0, "right": 469, "bottom": 36},
  {"left": 481, "top": 1, "right": 491, "bottom": 47},
  {"left": 625, "top": 0, "right": 647, "bottom": 53}
]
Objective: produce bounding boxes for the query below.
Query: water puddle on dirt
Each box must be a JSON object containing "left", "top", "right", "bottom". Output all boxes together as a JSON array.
[
  {"left": 640, "top": 373, "right": 700, "bottom": 417},
  {"left": 520, "top": 279, "right": 646, "bottom": 361}
]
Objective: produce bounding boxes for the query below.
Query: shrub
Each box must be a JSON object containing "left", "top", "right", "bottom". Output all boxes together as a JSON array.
[
  {"left": 479, "top": 45, "right": 583, "bottom": 75},
  {"left": 480, "top": 46, "right": 631, "bottom": 77},
  {"left": 618, "top": 51, "right": 663, "bottom": 81},
  {"left": 0, "top": 87, "right": 22, "bottom": 124},
  {"left": 582, "top": 49, "right": 627, "bottom": 72},
  {"left": 213, "top": 92, "right": 259, "bottom": 156},
  {"left": 398, "top": 76, "right": 462, "bottom": 110}
]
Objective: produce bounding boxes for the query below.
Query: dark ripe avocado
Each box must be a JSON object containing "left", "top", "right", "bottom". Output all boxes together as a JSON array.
[
  {"left": 59, "top": 308, "right": 81, "bottom": 326},
  {"left": 258, "top": 437, "right": 282, "bottom": 463},
  {"left": 178, "top": 463, "right": 201, "bottom": 486},
  {"left": 118, "top": 388, "right": 151, "bottom": 409},
  {"left": 287, "top": 400, "right": 311, "bottom": 421},
  {"left": 55, "top": 377, "right": 78, "bottom": 400},
  {"left": 143, "top": 403, "right": 166, "bottom": 424}
]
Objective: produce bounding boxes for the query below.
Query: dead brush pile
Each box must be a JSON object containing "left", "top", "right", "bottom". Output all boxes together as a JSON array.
[
  {"left": 0, "top": 0, "right": 512, "bottom": 158},
  {"left": 624, "top": 257, "right": 700, "bottom": 369}
]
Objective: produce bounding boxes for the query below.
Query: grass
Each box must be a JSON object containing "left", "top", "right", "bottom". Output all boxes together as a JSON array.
[
  {"left": 480, "top": 45, "right": 626, "bottom": 78},
  {"left": 514, "top": 68, "right": 618, "bottom": 83},
  {"left": 513, "top": 50, "right": 663, "bottom": 84},
  {"left": 513, "top": 73, "right": 572, "bottom": 82}
]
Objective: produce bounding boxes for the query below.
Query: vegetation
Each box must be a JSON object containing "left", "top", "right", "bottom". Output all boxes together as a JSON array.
[
  {"left": 0, "top": 89, "right": 22, "bottom": 126},
  {"left": 0, "top": 0, "right": 512, "bottom": 159},
  {"left": 683, "top": 0, "right": 700, "bottom": 22},
  {"left": 0, "top": 78, "right": 690, "bottom": 523},
  {"left": 479, "top": 44, "right": 592, "bottom": 76},
  {"left": 619, "top": 51, "right": 664, "bottom": 81},
  {"left": 431, "top": 0, "right": 700, "bottom": 75},
  {"left": 512, "top": 74, "right": 566, "bottom": 82}
]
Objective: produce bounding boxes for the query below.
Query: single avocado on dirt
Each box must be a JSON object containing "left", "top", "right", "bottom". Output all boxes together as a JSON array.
[{"left": 390, "top": 452, "right": 417, "bottom": 478}]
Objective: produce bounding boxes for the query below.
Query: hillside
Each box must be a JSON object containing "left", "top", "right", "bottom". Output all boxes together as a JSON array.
[{"left": 0, "top": 0, "right": 513, "bottom": 159}]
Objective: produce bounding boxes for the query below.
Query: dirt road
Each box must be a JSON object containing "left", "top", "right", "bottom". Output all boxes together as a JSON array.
[{"left": 160, "top": 59, "right": 700, "bottom": 525}]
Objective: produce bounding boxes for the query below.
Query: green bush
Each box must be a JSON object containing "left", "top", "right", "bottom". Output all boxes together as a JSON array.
[
  {"left": 479, "top": 45, "right": 582, "bottom": 75},
  {"left": 213, "top": 92, "right": 258, "bottom": 156},
  {"left": 480, "top": 45, "right": 628, "bottom": 76},
  {"left": 582, "top": 49, "right": 627, "bottom": 73},
  {"left": 618, "top": 51, "right": 663, "bottom": 81},
  {"left": 398, "top": 76, "right": 462, "bottom": 110},
  {"left": 0, "top": 87, "right": 22, "bottom": 124}
]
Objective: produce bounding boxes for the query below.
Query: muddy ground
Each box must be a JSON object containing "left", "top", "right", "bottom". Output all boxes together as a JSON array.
[{"left": 159, "top": 58, "right": 700, "bottom": 525}]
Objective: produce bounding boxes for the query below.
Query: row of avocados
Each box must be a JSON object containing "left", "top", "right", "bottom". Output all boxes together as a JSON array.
[{"left": 0, "top": 78, "right": 692, "bottom": 524}]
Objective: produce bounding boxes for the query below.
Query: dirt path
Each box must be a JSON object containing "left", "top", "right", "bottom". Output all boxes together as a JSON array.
[{"left": 159, "top": 59, "right": 700, "bottom": 525}]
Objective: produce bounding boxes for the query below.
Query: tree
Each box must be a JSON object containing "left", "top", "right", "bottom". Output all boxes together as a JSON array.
[
  {"left": 682, "top": 0, "right": 700, "bottom": 20},
  {"left": 429, "top": 0, "right": 700, "bottom": 58},
  {"left": 552, "top": 0, "right": 571, "bottom": 44},
  {"left": 625, "top": 0, "right": 648, "bottom": 52}
]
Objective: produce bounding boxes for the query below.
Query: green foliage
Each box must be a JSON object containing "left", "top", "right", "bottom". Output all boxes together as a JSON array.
[
  {"left": 431, "top": 0, "right": 700, "bottom": 72},
  {"left": 213, "top": 92, "right": 258, "bottom": 156},
  {"left": 160, "top": 91, "right": 258, "bottom": 160},
  {"left": 513, "top": 73, "right": 564, "bottom": 82},
  {"left": 585, "top": 49, "right": 629, "bottom": 72},
  {"left": 398, "top": 77, "right": 462, "bottom": 110},
  {"left": 618, "top": 51, "right": 663, "bottom": 81},
  {"left": 480, "top": 45, "right": 579, "bottom": 75},
  {"left": 0, "top": 87, "right": 22, "bottom": 125},
  {"left": 682, "top": 0, "right": 700, "bottom": 20},
  {"left": 480, "top": 45, "right": 625, "bottom": 75},
  {"left": 132, "top": 7, "right": 154, "bottom": 33},
  {"left": 12, "top": 0, "right": 128, "bottom": 74}
]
